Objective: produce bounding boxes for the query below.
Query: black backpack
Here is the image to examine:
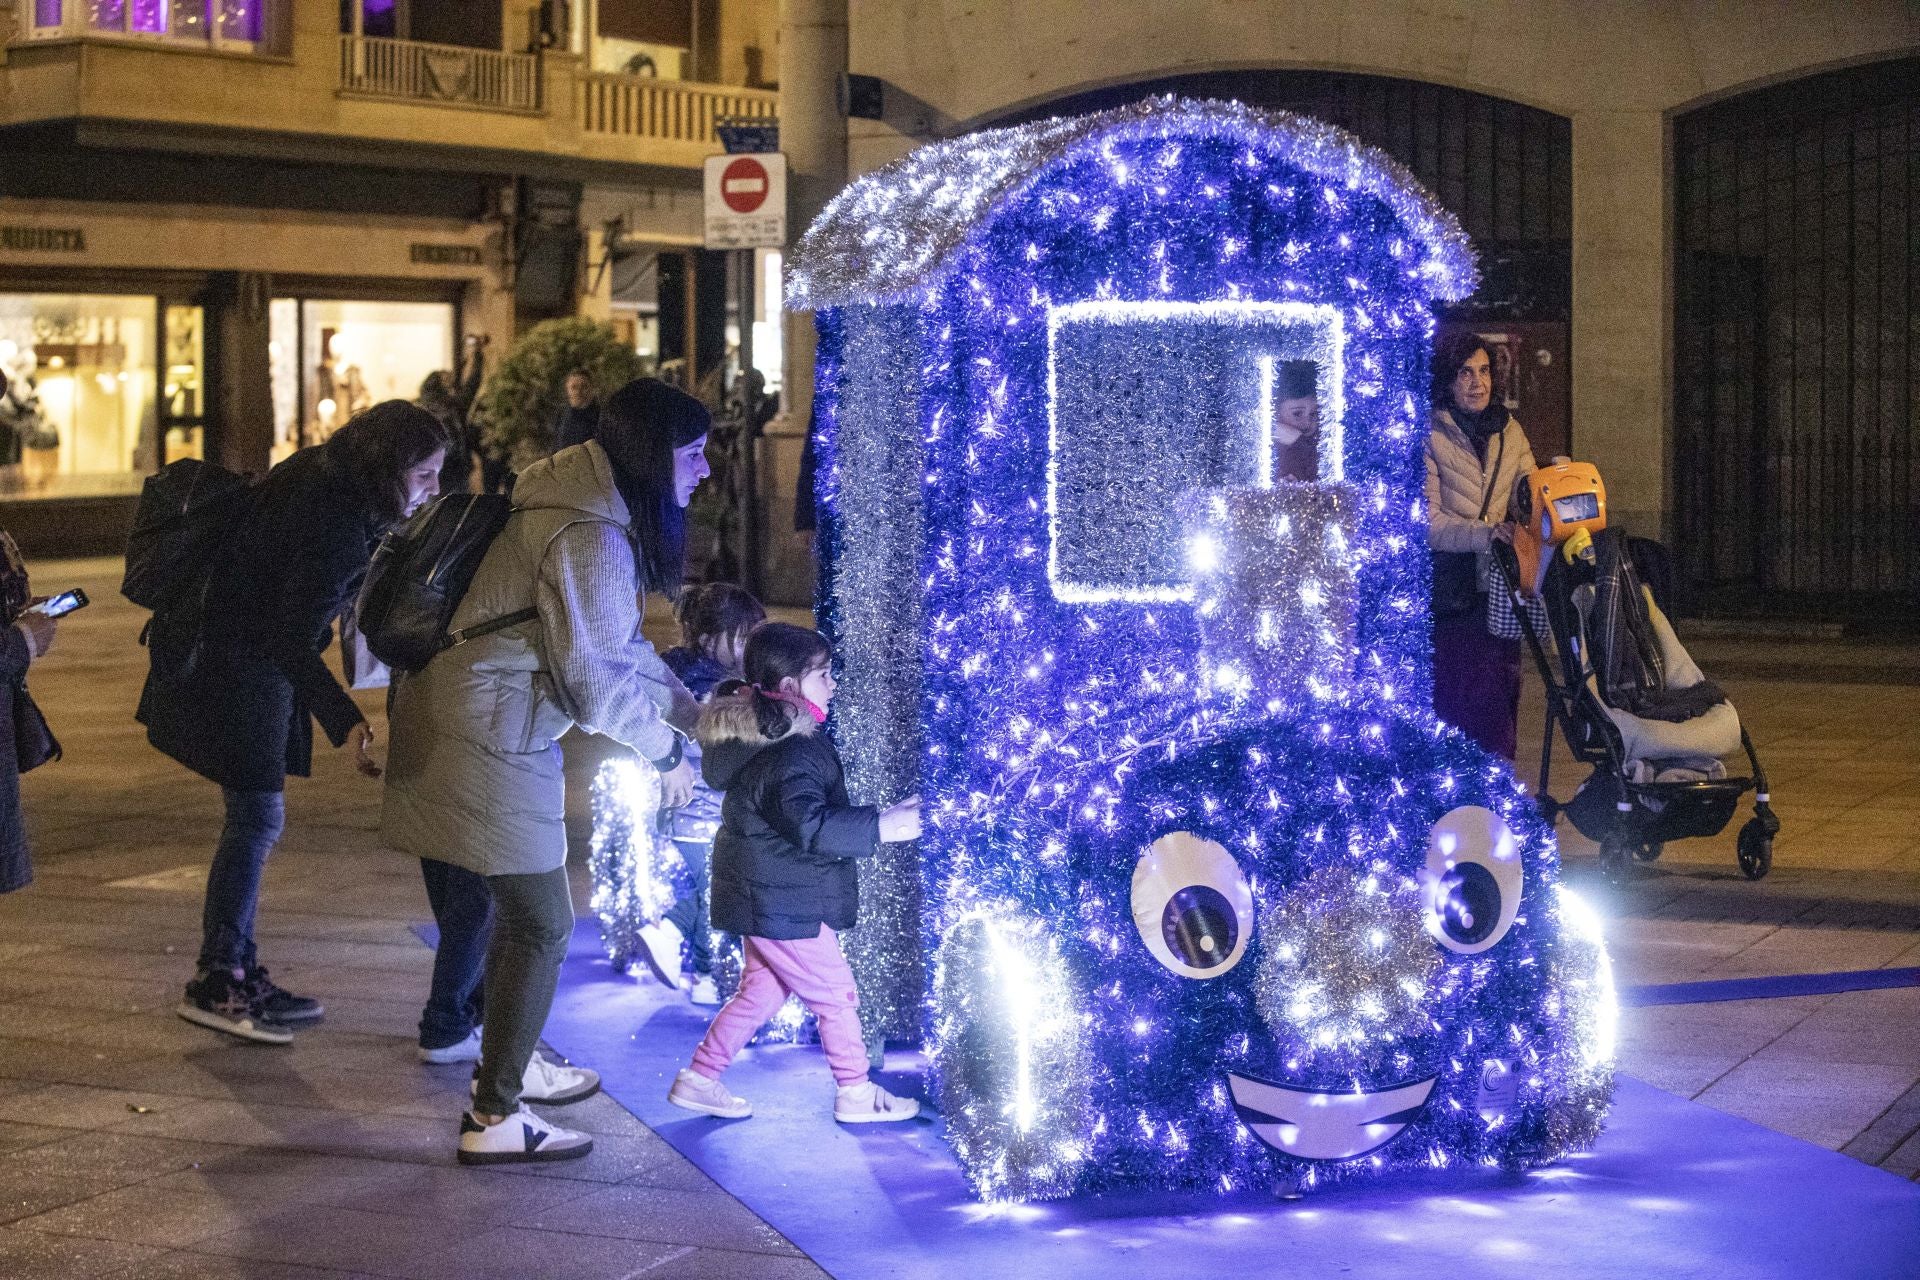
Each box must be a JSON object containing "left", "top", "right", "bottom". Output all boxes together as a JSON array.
[
  {"left": 354, "top": 493, "right": 537, "bottom": 674},
  {"left": 122, "top": 458, "right": 253, "bottom": 612}
]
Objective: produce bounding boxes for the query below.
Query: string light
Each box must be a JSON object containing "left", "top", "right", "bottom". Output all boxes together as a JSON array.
[
  {"left": 587, "top": 760, "right": 688, "bottom": 974},
  {"left": 790, "top": 96, "right": 1612, "bottom": 1201}
]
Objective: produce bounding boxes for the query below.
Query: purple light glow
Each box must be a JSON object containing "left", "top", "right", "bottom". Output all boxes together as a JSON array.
[{"left": 218, "top": 0, "right": 260, "bottom": 41}]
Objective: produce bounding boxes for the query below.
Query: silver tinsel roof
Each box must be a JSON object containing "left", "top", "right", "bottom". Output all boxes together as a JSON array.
[{"left": 787, "top": 96, "right": 1479, "bottom": 310}]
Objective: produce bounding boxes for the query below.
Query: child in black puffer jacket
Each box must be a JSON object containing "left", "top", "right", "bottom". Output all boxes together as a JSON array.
[{"left": 666, "top": 623, "right": 922, "bottom": 1125}]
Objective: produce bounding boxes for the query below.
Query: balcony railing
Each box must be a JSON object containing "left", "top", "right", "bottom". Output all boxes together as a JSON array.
[
  {"left": 339, "top": 35, "right": 541, "bottom": 114},
  {"left": 579, "top": 72, "right": 778, "bottom": 147}
]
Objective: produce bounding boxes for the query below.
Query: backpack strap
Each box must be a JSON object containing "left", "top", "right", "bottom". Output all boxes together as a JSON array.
[
  {"left": 437, "top": 507, "right": 615, "bottom": 654},
  {"left": 443, "top": 606, "right": 539, "bottom": 651}
]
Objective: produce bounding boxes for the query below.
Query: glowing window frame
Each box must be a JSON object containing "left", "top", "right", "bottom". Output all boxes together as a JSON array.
[{"left": 1044, "top": 299, "right": 1347, "bottom": 604}]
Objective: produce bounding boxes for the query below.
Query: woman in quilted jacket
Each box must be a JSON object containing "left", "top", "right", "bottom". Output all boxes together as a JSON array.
[{"left": 1425, "top": 333, "right": 1537, "bottom": 759}]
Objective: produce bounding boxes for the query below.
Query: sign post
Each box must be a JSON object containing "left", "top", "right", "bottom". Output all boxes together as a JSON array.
[
  {"left": 702, "top": 149, "right": 786, "bottom": 596},
  {"left": 703, "top": 153, "right": 787, "bottom": 250}
]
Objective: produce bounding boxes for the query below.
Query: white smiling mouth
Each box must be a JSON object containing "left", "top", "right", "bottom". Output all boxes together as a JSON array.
[{"left": 1227, "top": 1072, "right": 1437, "bottom": 1161}]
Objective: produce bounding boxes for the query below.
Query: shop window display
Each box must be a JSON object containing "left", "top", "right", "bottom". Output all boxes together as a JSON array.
[
  {"left": 269, "top": 298, "right": 453, "bottom": 461},
  {"left": 0, "top": 293, "right": 157, "bottom": 499}
]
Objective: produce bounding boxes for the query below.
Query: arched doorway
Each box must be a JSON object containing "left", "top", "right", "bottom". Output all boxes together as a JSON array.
[
  {"left": 1675, "top": 57, "right": 1920, "bottom": 618},
  {"left": 996, "top": 70, "right": 1574, "bottom": 460}
]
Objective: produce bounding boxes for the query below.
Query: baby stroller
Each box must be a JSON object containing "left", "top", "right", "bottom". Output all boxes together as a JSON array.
[{"left": 1491, "top": 463, "right": 1779, "bottom": 883}]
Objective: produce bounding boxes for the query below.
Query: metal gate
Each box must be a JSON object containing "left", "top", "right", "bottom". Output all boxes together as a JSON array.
[{"left": 1675, "top": 58, "right": 1920, "bottom": 615}]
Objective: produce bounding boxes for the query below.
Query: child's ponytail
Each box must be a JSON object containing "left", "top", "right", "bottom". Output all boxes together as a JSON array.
[{"left": 709, "top": 677, "right": 797, "bottom": 741}]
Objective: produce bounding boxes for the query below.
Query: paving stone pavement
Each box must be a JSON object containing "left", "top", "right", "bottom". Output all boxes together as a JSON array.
[
  {"left": 0, "top": 561, "right": 1914, "bottom": 1279},
  {"left": 0, "top": 562, "right": 828, "bottom": 1280}
]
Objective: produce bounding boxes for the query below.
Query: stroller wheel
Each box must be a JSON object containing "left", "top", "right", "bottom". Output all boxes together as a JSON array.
[
  {"left": 1599, "top": 839, "right": 1638, "bottom": 886},
  {"left": 1632, "top": 841, "right": 1664, "bottom": 863},
  {"left": 1737, "top": 820, "right": 1773, "bottom": 881}
]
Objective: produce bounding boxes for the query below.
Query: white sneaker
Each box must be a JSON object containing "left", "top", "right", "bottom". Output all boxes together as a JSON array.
[
  {"left": 635, "top": 920, "right": 685, "bottom": 987},
  {"left": 468, "top": 1051, "right": 600, "bottom": 1106},
  {"left": 687, "top": 975, "right": 722, "bottom": 1006},
  {"left": 667, "top": 1067, "right": 751, "bottom": 1119},
  {"left": 418, "top": 1028, "right": 482, "bottom": 1065},
  {"left": 834, "top": 1081, "right": 920, "bottom": 1125},
  {"left": 456, "top": 1105, "right": 593, "bottom": 1166}
]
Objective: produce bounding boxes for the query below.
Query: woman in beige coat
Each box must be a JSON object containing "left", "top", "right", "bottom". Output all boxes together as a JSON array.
[
  {"left": 1425, "top": 333, "right": 1536, "bottom": 758},
  {"left": 384, "top": 378, "right": 708, "bottom": 1165}
]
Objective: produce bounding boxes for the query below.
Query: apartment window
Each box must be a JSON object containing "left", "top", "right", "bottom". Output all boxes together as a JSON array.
[{"left": 26, "top": 0, "right": 272, "bottom": 48}]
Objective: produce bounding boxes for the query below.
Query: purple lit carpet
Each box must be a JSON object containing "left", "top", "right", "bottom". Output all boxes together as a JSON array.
[{"left": 534, "top": 920, "right": 1920, "bottom": 1280}]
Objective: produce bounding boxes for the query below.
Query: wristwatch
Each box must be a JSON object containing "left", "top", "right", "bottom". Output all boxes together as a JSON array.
[{"left": 649, "top": 733, "right": 684, "bottom": 774}]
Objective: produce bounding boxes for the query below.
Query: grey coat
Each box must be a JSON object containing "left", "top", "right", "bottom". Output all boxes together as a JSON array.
[{"left": 381, "top": 441, "right": 699, "bottom": 877}]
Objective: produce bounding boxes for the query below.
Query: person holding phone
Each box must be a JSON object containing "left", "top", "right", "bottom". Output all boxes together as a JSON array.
[
  {"left": 140, "top": 401, "right": 448, "bottom": 1043},
  {"left": 0, "top": 468, "right": 59, "bottom": 895}
]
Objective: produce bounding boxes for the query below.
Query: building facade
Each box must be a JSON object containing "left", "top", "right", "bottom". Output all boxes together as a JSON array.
[
  {"left": 0, "top": 0, "right": 776, "bottom": 554},
  {"left": 768, "top": 0, "right": 1919, "bottom": 618}
]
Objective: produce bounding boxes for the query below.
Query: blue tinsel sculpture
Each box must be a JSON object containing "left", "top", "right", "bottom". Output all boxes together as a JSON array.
[{"left": 787, "top": 97, "right": 1615, "bottom": 1201}]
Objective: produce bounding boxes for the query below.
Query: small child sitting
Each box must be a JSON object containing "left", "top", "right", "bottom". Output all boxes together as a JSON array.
[{"left": 667, "top": 623, "right": 922, "bottom": 1124}]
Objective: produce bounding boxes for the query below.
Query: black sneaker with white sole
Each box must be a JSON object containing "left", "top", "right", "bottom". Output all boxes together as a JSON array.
[
  {"left": 241, "top": 966, "right": 324, "bottom": 1024},
  {"left": 457, "top": 1106, "right": 593, "bottom": 1166},
  {"left": 176, "top": 969, "right": 293, "bottom": 1045}
]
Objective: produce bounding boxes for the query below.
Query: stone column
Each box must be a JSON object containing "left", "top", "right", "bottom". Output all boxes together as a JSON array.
[
  {"left": 205, "top": 271, "right": 274, "bottom": 477},
  {"left": 764, "top": 0, "right": 848, "bottom": 603},
  {"left": 1570, "top": 110, "right": 1670, "bottom": 542}
]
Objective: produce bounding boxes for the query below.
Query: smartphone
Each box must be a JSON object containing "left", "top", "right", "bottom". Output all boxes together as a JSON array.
[{"left": 26, "top": 588, "right": 88, "bottom": 619}]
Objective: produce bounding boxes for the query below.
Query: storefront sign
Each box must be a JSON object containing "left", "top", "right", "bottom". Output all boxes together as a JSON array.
[
  {"left": 703, "top": 153, "right": 786, "bottom": 249},
  {"left": 409, "top": 243, "right": 483, "bottom": 266},
  {"left": 2, "top": 226, "right": 86, "bottom": 253}
]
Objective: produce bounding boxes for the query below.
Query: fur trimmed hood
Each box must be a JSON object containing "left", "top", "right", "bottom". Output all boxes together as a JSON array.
[{"left": 696, "top": 689, "right": 817, "bottom": 791}]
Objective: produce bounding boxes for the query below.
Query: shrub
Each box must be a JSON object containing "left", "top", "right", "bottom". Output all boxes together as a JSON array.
[{"left": 478, "top": 317, "right": 649, "bottom": 470}]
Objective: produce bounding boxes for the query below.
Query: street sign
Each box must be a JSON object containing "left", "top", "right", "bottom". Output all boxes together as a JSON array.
[
  {"left": 717, "top": 119, "right": 780, "bottom": 154},
  {"left": 704, "top": 152, "right": 786, "bottom": 249}
]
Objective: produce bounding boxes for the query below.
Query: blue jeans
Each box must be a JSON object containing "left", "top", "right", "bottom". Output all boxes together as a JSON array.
[
  {"left": 666, "top": 839, "right": 713, "bottom": 975},
  {"left": 418, "top": 858, "right": 493, "bottom": 1050},
  {"left": 197, "top": 788, "right": 286, "bottom": 973}
]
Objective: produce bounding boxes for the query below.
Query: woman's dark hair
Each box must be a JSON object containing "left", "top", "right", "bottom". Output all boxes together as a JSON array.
[
  {"left": 1432, "top": 332, "right": 1496, "bottom": 408},
  {"left": 714, "top": 622, "right": 834, "bottom": 738},
  {"left": 1277, "top": 360, "right": 1319, "bottom": 402},
  {"left": 327, "top": 399, "right": 448, "bottom": 527},
  {"left": 566, "top": 366, "right": 592, "bottom": 383},
  {"left": 597, "top": 378, "right": 711, "bottom": 594},
  {"left": 677, "top": 582, "right": 767, "bottom": 652}
]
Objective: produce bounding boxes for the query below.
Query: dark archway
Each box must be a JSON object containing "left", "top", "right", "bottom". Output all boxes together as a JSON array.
[
  {"left": 1675, "top": 57, "right": 1920, "bottom": 618},
  {"left": 997, "top": 69, "right": 1575, "bottom": 460}
]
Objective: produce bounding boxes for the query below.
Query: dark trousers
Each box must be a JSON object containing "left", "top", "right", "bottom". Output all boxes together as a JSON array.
[
  {"left": 197, "top": 788, "right": 286, "bottom": 974},
  {"left": 1433, "top": 607, "right": 1524, "bottom": 760},
  {"left": 665, "top": 839, "right": 713, "bottom": 975},
  {"left": 418, "top": 858, "right": 493, "bottom": 1050},
  {"left": 472, "top": 866, "right": 574, "bottom": 1117}
]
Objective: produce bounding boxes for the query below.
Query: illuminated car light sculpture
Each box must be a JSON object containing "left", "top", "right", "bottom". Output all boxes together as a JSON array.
[{"left": 779, "top": 96, "right": 1615, "bottom": 1201}]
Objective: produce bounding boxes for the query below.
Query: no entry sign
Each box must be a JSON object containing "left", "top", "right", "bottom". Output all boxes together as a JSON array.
[{"left": 704, "top": 152, "right": 787, "bottom": 249}]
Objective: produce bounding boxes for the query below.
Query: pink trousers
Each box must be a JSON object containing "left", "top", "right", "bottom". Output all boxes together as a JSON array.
[{"left": 689, "top": 925, "right": 869, "bottom": 1087}]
